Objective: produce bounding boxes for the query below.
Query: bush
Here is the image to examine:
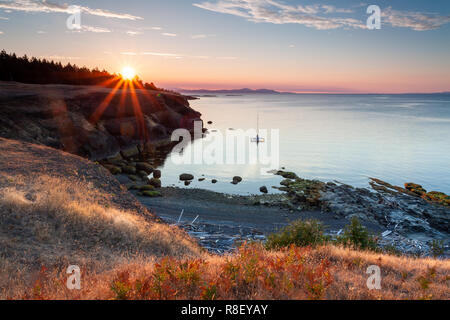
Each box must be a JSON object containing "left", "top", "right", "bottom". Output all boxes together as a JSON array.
[
  {"left": 266, "top": 220, "right": 328, "bottom": 249},
  {"left": 107, "top": 243, "right": 333, "bottom": 300},
  {"left": 336, "top": 217, "right": 378, "bottom": 251},
  {"left": 430, "top": 240, "right": 445, "bottom": 258}
]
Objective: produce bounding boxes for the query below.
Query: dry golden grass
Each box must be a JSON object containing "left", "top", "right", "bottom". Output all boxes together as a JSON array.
[
  {"left": 312, "top": 245, "right": 449, "bottom": 300},
  {"left": 5, "top": 243, "right": 449, "bottom": 300},
  {"left": 0, "top": 174, "right": 202, "bottom": 298}
]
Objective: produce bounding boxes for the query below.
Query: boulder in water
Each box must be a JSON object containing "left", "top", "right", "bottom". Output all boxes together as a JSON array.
[{"left": 180, "top": 173, "right": 194, "bottom": 181}]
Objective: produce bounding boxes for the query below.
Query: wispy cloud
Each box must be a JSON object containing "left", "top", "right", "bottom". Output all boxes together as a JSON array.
[
  {"left": 36, "top": 30, "right": 46, "bottom": 34},
  {"left": 161, "top": 32, "right": 177, "bottom": 37},
  {"left": 321, "top": 5, "right": 354, "bottom": 14},
  {"left": 0, "top": 0, "right": 142, "bottom": 20},
  {"left": 383, "top": 7, "right": 450, "bottom": 31},
  {"left": 150, "top": 26, "right": 162, "bottom": 30},
  {"left": 194, "top": 0, "right": 450, "bottom": 31},
  {"left": 0, "top": 16, "right": 9, "bottom": 20},
  {"left": 0, "top": 31, "right": 3, "bottom": 34},
  {"left": 70, "top": 25, "right": 111, "bottom": 33},
  {"left": 120, "top": 51, "right": 212, "bottom": 60},
  {"left": 126, "top": 30, "right": 143, "bottom": 36},
  {"left": 142, "top": 51, "right": 182, "bottom": 58},
  {"left": 193, "top": 0, "right": 365, "bottom": 30},
  {"left": 39, "top": 55, "right": 80, "bottom": 60},
  {"left": 191, "top": 33, "right": 216, "bottom": 39}
]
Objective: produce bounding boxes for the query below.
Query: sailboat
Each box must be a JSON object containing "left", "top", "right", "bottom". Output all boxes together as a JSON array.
[{"left": 251, "top": 112, "right": 265, "bottom": 144}]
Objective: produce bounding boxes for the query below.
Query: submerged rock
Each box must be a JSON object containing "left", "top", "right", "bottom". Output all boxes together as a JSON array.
[
  {"left": 180, "top": 173, "right": 194, "bottom": 181},
  {"left": 153, "top": 169, "right": 162, "bottom": 179},
  {"left": 232, "top": 176, "right": 243, "bottom": 185},
  {"left": 276, "top": 170, "right": 298, "bottom": 179}
]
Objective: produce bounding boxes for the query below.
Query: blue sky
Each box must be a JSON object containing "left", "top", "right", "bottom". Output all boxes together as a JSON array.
[{"left": 0, "top": 0, "right": 449, "bottom": 93}]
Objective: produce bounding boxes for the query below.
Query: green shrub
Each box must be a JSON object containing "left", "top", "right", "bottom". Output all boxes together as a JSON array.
[
  {"left": 336, "top": 217, "right": 378, "bottom": 251},
  {"left": 430, "top": 240, "right": 445, "bottom": 258},
  {"left": 266, "top": 219, "right": 328, "bottom": 249}
]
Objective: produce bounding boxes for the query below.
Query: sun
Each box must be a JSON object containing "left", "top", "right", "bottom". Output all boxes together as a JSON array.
[{"left": 121, "top": 67, "right": 136, "bottom": 80}]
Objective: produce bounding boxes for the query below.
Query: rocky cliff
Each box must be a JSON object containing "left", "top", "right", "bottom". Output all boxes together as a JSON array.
[{"left": 0, "top": 81, "right": 201, "bottom": 160}]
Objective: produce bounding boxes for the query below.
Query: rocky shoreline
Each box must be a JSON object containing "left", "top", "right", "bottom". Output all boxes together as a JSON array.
[{"left": 97, "top": 149, "right": 449, "bottom": 257}]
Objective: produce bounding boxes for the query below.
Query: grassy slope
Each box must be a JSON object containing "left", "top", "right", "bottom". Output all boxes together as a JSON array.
[
  {"left": 0, "top": 138, "right": 202, "bottom": 297},
  {"left": 0, "top": 138, "right": 448, "bottom": 300}
]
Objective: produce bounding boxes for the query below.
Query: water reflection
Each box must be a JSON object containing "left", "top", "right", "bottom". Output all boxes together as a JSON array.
[{"left": 148, "top": 94, "right": 450, "bottom": 195}]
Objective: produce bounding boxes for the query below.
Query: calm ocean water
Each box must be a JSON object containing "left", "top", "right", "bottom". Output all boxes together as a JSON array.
[{"left": 158, "top": 94, "right": 450, "bottom": 195}]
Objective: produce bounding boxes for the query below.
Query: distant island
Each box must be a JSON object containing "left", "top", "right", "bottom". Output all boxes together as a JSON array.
[
  {"left": 178, "top": 88, "right": 450, "bottom": 96},
  {"left": 177, "top": 88, "right": 289, "bottom": 95}
]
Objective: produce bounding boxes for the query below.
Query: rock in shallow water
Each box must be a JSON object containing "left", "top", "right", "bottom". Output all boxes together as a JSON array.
[
  {"left": 232, "top": 176, "right": 242, "bottom": 185},
  {"left": 153, "top": 169, "right": 161, "bottom": 179},
  {"left": 180, "top": 173, "right": 194, "bottom": 181}
]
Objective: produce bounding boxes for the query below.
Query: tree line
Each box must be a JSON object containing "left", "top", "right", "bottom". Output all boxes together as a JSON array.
[{"left": 0, "top": 50, "right": 160, "bottom": 90}]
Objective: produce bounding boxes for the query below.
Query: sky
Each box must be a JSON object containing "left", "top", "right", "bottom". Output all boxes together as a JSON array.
[{"left": 0, "top": 0, "right": 449, "bottom": 93}]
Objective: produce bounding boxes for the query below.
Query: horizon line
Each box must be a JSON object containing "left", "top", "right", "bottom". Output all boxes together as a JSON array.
[{"left": 173, "top": 87, "right": 450, "bottom": 95}]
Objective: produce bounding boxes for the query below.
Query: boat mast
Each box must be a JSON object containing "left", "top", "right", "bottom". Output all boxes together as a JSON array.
[{"left": 256, "top": 111, "right": 260, "bottom": 142}]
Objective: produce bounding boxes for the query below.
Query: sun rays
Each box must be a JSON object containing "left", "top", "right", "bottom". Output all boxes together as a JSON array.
[{"left": 88, "top": 71, "right": 156, "bottom": 142}]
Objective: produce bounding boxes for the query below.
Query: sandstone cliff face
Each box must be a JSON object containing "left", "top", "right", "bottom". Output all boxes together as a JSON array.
[{"left": 0, "top": 82, "right": 201, "bottom": 159}]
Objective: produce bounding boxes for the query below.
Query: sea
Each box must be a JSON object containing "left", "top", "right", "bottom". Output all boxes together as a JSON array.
[{"left": 156, "top": 93, "right": 450, "bottom": 195}]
